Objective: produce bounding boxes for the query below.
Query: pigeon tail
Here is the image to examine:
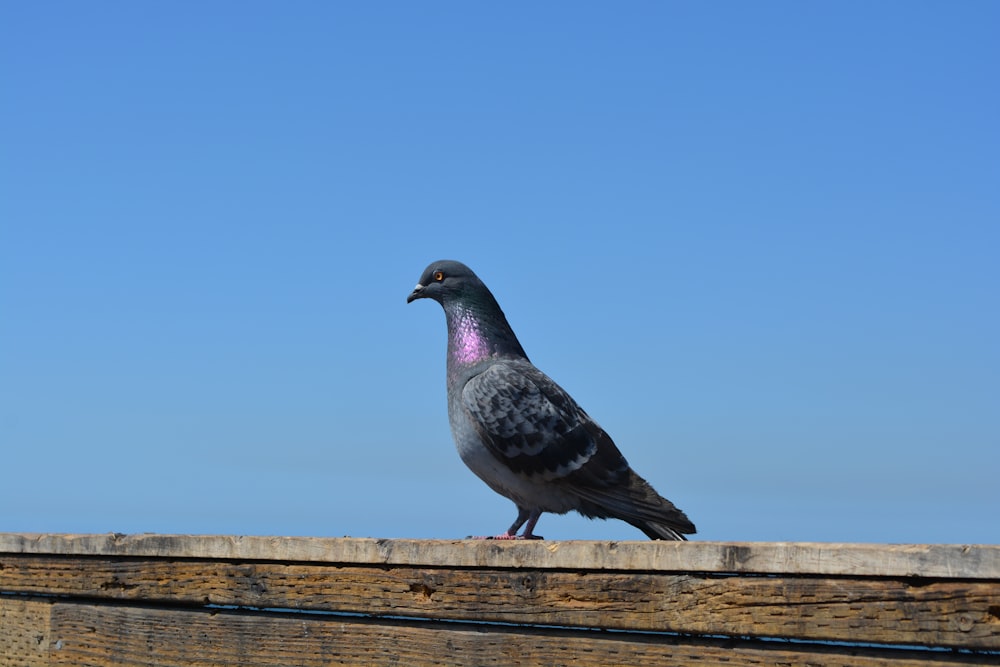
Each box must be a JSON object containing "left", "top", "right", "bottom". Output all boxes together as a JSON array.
[
  {"left": 572, "top": 469, "right": 696, "bottom": 541},
  {"left": 626, "top": 519, "right": 691, "bottom": 541}
]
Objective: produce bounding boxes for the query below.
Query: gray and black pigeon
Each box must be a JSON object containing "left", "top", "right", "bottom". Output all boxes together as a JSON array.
[{"left": 407, "top": 260, "right": 696, "bottom": 540}]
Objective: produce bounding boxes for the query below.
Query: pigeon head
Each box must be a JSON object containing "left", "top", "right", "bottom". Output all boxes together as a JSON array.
[
  {"left": 407, "top": 259, "right": 528, "bottom": 364},
  {"left": 406, "top": 260, "right": 485, "bottom": 306}
]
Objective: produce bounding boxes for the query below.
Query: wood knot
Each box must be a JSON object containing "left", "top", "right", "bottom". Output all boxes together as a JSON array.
[
  {"left": 409, "top": 582, "right": 435, "bottom": 599},
  {"left": 514, "top": 575, "right": 536, "bottom": 594},
  {"left": 956, "top": 615, "right": 975, "bottom": 632}
]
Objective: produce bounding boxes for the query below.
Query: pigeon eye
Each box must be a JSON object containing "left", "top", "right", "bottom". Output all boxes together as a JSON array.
[{"left": 433, "top": 271, "right": 445, "bottom": 282}]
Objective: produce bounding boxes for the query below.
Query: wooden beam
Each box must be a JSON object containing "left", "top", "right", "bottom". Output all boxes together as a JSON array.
[
  {"left": 2, "top": 533, "right": 998, "bottom": 579},
  {"left": 4, "top": 535, "right": 1000, "bottom": 664},
  {"left": 29, "top": 601, "right": 996, "bottom": 667},
  {"left": 2, "top": 554, "right": 998, "bottom": 650}
]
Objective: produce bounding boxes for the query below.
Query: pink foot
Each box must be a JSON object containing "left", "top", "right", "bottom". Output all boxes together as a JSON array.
[{"left": 468, "top": 533, "right": 544, "bottom": 540}]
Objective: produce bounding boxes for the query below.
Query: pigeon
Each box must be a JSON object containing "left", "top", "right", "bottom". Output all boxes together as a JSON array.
[{"left": 407, "top": 260, "right": 695, "bottom": 540}]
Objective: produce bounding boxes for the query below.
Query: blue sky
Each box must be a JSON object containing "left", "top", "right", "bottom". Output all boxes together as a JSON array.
[{"left": 2, "top": 3, "right": 997, "bottom": 544}]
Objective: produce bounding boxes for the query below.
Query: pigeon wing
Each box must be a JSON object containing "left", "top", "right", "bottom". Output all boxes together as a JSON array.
[{"left": 461, "top": 360, "right": 628, "bottom": 483}]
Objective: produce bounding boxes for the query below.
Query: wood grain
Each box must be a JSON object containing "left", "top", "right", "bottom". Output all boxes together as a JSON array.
[
  {"left": 38, "top": 602, "right": 999, "bottom": 667},
  {"left": 0, "top": 597, "right": 52, "bottom": 666},
  {"left": 2, "top": 554, "right": 998, "bottom": 649},
  {"left": 2, "top": 533, "right": 998, "bottom": 578},
  {"left": 4, "top": 535, "right": 1000, "bottom": 665}
]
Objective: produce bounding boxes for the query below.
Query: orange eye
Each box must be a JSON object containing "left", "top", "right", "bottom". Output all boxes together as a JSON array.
[{"left": 433, "top": 271, "right": 444, "bottom": 281}]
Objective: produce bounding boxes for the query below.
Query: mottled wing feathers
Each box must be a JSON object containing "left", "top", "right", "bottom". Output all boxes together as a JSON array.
[{"left": 462, "top": 360, "right": 626, "bottom": 483}]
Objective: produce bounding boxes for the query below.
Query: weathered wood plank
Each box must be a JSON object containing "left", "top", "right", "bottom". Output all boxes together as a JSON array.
[
  {"left": 3, "top": 555, "right": 998, "bottom": 649},
  {"left": 44, "top": 602, "right": 1000, "bottom": 667},
  {"left": 0, "top": 597, "right": 51, "bottom": 666},
  {"left": 2, "top": 533, "right": 997, "bottom": 578}
]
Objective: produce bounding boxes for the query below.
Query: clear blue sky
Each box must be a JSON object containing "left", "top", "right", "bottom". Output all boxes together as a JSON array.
[{"left": 2, "top": 3, "right": 997, "bottom": 544}]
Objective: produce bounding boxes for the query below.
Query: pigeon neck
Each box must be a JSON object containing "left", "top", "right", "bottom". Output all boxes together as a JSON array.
[
  {"left": 444, "top": 300, "right": 526, "bottom": 371},
  {"left": 447, "top": 308, "right": 494, "bottom": 367}
]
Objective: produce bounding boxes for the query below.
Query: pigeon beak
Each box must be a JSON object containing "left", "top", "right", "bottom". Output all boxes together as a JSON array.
[{"left": 406, "top": 284, "right": 425, "bottom": 303}]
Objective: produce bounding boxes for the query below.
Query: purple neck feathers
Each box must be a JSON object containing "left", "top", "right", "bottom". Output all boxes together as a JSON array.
[
  {"left": 444, "top": 302, "right": 526, "bottom": 373},
  {"left": 449, "top": 310, "right": 493, "bottom": 366}
]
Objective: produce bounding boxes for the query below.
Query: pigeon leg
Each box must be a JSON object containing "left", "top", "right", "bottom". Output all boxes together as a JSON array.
[
  {"left": 470, "top": 507, "right": 542, "bottom": 540},
  {"left": 518, "top": 510, "right": 544, "bottom": 540},
  {"left": 505, "top": 506, "right": 531, "bottom": 535},
  {"left": 490, "top": 506, "right": 532, "bottom": 539}
]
